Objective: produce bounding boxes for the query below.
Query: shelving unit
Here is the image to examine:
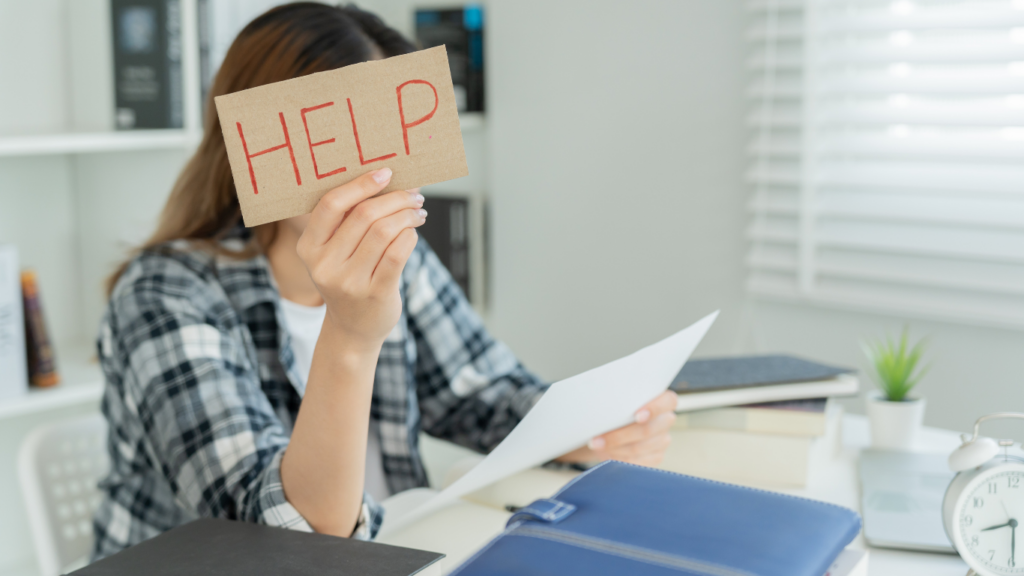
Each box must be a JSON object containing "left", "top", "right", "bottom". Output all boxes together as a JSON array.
[
  {"left": 0, "top": 2, "right": 489, "bottom": 574},
  {"left": 0, "top": 344, "right": 103, "bottom": 421},
  {"left": 0, "top": 130, "right": 202, "bottom": 158}
]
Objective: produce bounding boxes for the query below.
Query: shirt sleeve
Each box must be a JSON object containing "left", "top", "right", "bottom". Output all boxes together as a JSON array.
[
  {"left": 405, "top": 239, "right": 548, "bottom": 453},
  {"left": 107, "top": 256, "right": 381, "bottom": 537}
]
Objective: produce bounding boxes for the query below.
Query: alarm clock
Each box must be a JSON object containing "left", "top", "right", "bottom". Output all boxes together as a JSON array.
[{"left": 943, "top": 413, "right": 1024, "bottom": 576}]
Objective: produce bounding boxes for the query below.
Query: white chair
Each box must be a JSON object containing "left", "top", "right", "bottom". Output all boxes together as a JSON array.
[{"left": 18, "top": 414, "right": 109, "bottom": 576}]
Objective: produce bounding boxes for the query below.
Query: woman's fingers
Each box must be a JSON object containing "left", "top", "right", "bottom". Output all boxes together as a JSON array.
[
  {"left": 349, "top": 207, "right": 427, "bottom": 278},
  {"left": 589, "top": 411, "right": 675, "bottom": 451},
  {"left": 326, "top": 189, "right": 424, "bottom": 261},
  {"left": 596, "top": 432, "right": 672, "bottom": 463},
  {"left": 371, "top": 228, "right": 420, "bottom": 289},
  {"left": 634, "top": 391, "right": 679, "bottom": 423},
  {"left": 302, "top": 168, "right": 393, "bottom": 248}
]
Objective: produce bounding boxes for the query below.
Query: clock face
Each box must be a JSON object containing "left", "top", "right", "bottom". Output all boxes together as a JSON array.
[{"left": 958, "top": 469, "right": 1024, "bottom": 575}]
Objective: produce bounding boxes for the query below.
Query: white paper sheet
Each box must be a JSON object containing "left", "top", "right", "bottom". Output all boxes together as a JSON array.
[{"left": 379, "top": 311, "right": 719, "bottom": 535}]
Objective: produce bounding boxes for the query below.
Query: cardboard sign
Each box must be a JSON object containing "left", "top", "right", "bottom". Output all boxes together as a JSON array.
[{"left": 215, "top": 46, "right": 468, "bottom": 227}]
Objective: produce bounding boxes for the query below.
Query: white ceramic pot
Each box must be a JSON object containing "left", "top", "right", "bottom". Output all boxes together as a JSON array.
[{"left": 866, "top": 391, "right": 926, "bottom": 450}]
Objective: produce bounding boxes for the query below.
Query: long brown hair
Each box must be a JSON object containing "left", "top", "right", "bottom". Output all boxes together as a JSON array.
[{"left": 107, "top": 3, "right": 414, "bottom": 294}]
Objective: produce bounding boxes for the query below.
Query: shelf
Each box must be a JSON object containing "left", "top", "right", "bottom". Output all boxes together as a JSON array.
[
  {"left": 0, "top": 130, "right": 202, "bottom": 157},
  {"left": 0, "top": 114, "right": 480, "bottom": 158},
  {"left": 0, "top": 343, "right": 103, "bottom": 421}
]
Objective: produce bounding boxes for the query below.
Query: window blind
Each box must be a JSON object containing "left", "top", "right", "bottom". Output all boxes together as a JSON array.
[{"left": 747, "top": 0, "right": 1024, "bottom": 329}]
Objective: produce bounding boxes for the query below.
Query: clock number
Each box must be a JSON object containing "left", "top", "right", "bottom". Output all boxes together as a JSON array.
[
  {"left": 990, "top": 550, "right": 997, "bottom": 561},
  {"left": 965, "top": 515, "right": 974, "bottom": 527},
  {"left": 974, "top": 497, "right": 985, "bottom": 508},
  {"left": 988, "top": 483, "right": 998, "bottom": 495},
  {"left": 1010, "top": 477, "right": 1020, "bottom": 489},
  {"left": 1010, "top": 557, "right": 1016, "bottom": 568},
  {"left": 971, "top": 535, "right": 980, "bottom": 546}
]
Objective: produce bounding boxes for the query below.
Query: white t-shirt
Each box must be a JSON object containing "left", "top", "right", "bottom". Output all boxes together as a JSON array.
[{"left": 278, "top": 297, "right": 392, "bottom": 503}]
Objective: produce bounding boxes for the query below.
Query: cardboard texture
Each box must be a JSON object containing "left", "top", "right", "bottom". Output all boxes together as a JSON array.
[{"left": 215, "top": 46, "right": 468, "bottom": 227}]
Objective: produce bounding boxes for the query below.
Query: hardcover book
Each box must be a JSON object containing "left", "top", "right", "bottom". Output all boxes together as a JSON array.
[
  {"left": 676, "top": 397, "right": 831, "bottom": 436},
  {"left": 415, "top": 6, "right": 484, "bottom": 112},
  {"left": 450, "top": 460, "right": 861, "bottom": 576},
  {"left": 21, "top": 270, "right": 59, "bottom": 388},
  {"left": 670, "top": 355, "right": 858, "bottom": 412},
  {"left": 111, "top": 0, "right": 184, "bottom": 129},
  {"left": 70, "top": 518, "right": 444, "bottom": 576},
  {"left": 418, "top": 195, "right": 471, "bottom": 300}
]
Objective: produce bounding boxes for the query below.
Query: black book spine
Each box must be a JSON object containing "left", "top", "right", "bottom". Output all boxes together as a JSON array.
[
  {"left": 418, "top": 196, "right": 471, "bottom": 301},
  {"left": 465, "top": 5, "right": 484, "bottom": 112},
  {"left": 111, "top": 0, "right": 183, "bottom": 129}
]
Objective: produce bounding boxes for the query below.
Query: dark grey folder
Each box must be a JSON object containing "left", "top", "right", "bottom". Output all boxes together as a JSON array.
[
  {"left": 72, "top": 518, "right": 444, "bottom": 576},
  {"left": 670, "top": 354, "right": 854, "bottom": 394}
]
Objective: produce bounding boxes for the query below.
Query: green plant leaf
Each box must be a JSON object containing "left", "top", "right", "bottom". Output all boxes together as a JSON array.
[{"left": 862, "top": 326, "right": 929, "bottom": 402}]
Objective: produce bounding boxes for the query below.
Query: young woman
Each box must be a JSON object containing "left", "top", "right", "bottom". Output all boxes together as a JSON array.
[{"left": 92, "top": 3, "right": 677, "bottom": 559}]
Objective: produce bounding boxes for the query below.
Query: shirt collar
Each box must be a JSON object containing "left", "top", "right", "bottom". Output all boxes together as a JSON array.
[{"left": 210, "top": 227, "right": 307, "bottom": 397}]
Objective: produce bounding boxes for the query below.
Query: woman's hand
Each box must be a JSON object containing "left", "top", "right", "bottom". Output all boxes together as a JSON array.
[
  {"left": 556, "top": 390, "right": 678, "bottom": 467},
  {"left": 295, "top": 168, "right": 426, "bottom": 352},
  {"left": 284, "top": 168, "right": 425, "bottom": 537}
]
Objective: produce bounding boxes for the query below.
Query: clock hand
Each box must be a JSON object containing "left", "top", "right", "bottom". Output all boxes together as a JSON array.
[
  {"left": 982, "top": 521, "right": 1013, "bottom": 531},
  {"left": 1012, "top": 519, "right": 1018, "bottom": 567}
]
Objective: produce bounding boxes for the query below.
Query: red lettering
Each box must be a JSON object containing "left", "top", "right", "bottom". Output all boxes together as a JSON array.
[
  {"left": 236, "top": 112, "right": 301, "bottom": 195},
  {"left": 396, "top": 80, "right": 439, "bottom": 156},
  {"left": 347, "top": 98, "right": 398, "bottom": 166},
  {"left": 300, "top": 102, "right": 347, "bottom": 180}
]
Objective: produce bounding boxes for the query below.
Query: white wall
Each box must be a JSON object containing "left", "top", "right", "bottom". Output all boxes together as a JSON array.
[
  {"left": 484, "top": 0, "right": 749, "bottom": 379},
  {"left": 475, "top": 0, "right": 1024, "bottom": 440}
]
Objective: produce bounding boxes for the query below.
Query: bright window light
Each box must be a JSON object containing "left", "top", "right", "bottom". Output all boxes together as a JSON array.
[
  {"left": 888, "top": 94, "right": 911, "bottom": 107},
  {"left": 890, "top": 1, "right": 915, "bottom": 15},
  {"left": 888, "top": 63, "right": 912, "bottom": 76},
  {"left": 748, "top": 0, "right": 1024, "bottom": 328},
  {"left": 889, "top": 31, "right": 914, "bottom": 46},
  {"left": 887, "top": 124, "right": 911, "bottom": 137},
  {"left": 1000, "top": 126, "right": 1024, "bottom": 139}
]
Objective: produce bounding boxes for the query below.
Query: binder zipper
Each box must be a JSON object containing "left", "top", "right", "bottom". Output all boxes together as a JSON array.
[{"left": 509, "top": 525, "right": 756, "bottom": 576}]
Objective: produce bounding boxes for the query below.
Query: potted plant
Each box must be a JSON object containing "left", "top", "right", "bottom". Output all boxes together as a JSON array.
[{"left": 863, "top": 328, "right": 929, "bottom": 450}]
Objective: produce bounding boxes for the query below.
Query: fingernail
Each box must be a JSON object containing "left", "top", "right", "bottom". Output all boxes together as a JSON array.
[
  {"left": 417, "top": 209, "right": 428, "bottom": 219},
  {"left": 373, "top": 168, "right": 392, "bottom": 184},
  {"left": 413, "top": 193, "right": 425, "bottom": 205},
  {"left": 588, "top": 437, "right": 605, "bottom": 451},
  {"left": 635, "top": 409, "right": 651, "bottom": 424}
]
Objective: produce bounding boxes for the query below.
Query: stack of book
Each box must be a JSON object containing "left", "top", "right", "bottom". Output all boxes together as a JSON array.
[{"left": 659, "top": 355, "right": 858, "bottom": 489}]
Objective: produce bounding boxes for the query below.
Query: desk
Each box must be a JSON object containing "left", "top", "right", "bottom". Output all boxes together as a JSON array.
[{"left": 378, "top": 414, "right": 971, "bottom": 576}]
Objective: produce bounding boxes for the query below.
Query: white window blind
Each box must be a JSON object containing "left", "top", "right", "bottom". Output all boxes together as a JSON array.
[{"left": 747, "top": 0, "right": 1024, "bottom": 329}]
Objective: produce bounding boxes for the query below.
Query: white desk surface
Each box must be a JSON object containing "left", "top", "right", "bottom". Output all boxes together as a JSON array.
[{"left": 378, "top": 414, "right": 971, "bottom": 576}]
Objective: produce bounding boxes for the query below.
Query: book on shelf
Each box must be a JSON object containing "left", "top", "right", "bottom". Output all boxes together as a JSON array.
[
  {"left": 676, "top": 397, "right": 831, "bottom": 437},
  {"left": 70, "top": 518, "right": 444, "bottom": 576},
  {"left": 111, "top": 0, "right": 184, "bottom": 129},
  {"left": 660, "top": 402, "right": 844, "bottom": 489},
  {"left": 0, "top": 245, "right": 28, "bottom": 401},
  {"left": 415, "top": 5, "right": 485, "bottom": 112},
  {"left": 21, "top": 270, "right": 59, "bottom": 388},
  {"left": 671, "top": 354, "right": 858, "bottom": 412},
  {"left": 417, "top": 195, "right": 471, "bottom": 300}
]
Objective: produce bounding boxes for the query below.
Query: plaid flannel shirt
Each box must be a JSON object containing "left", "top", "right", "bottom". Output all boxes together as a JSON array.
[{"left": 91, "top": 230, "right": 547, "bottom": 559}]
